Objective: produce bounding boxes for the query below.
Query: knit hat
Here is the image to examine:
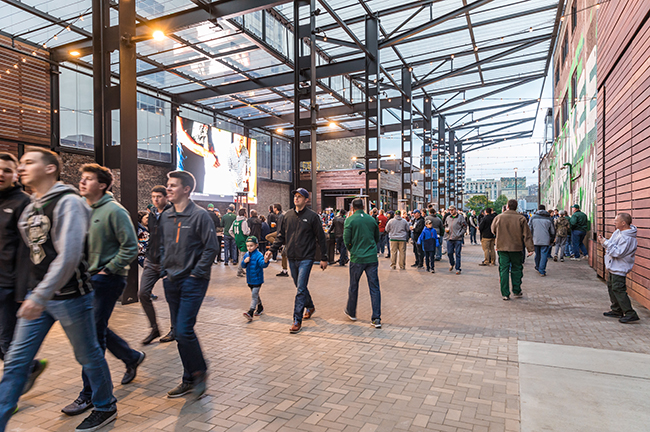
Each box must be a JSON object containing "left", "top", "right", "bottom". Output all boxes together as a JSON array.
[{"left": 246, "top": 236, "right": 258, "bottom": 244}]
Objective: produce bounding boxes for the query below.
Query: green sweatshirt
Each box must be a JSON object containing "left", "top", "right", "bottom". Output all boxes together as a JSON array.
[
  {"left": 570, "top": 210, "right": 589, "bottom": 232},
  {"left": 222, "top": 211, "right": 236, "bottom": 237},
  {"left": 87, "top": 192, "right": 138, "bottom": 276},
  {"left": 343, "top": 210, "right": 380, "bottom": 264}
]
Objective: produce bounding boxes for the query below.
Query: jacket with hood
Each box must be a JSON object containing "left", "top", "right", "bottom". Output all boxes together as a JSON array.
[
  {"left": 445, "top": 213, "right": 467, "bottom": 241},
  {"left": 603, "top": 226, "right": 638, "bottom": 276},
  {"left": 161, "top": 200, "right": 218, "bottom": 281},
  {"left": 528, "top": 210, "right": 555, "bottom": 246},
  {"left": 86, "top": 192, "right": 138, "bottom": 276},
  {"left": 146, "top": 203, "right": 172, "bottom": 264},
  {"left": 241, "top": 248, "right": 270, "bottom": 285},
  {"left": 425, "top": 214, "right": 444, "bottom": 237},
  {"left": 411, "top": 215, "right": 425, "bottom": 241},
  {"left": 555, "top": 216, "right": 570, "bottom": 238},
  {"left": 385, "top": 215, "right": 410, "bottom": 241},
  {"left": 491, "top": 209, "right": 534, "bottom": 253},
  {"left": 570, "top": 210, "right": 589, "bottom": 232},
  {"left": 269, "top": 206, "right": 328, "bottom": 261},
  {"left": 417, "top": 227, "right": 440, "bottom": 252},
  {"left": 478, "top": 212, "right": 496, "bottom": 239},
  {"left": 18, "top": 183, "right": 93, "bottom": 307},
  {"left": 0, "top": 185, "right": 30, "bottom": 298}
]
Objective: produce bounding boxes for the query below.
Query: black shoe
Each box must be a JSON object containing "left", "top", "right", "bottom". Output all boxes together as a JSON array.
[
  {"left": 371, "top": 319, "right": 381, "bottom": 329},
  {"left": 160, "top": 330, "right": 174, "bottom": 343},
  {"left": 192, "top": 371, "right": 208, "bottom": 398},
  {"left": 62, "top": 397, "right": 94, "bottom": 416},
  {"left": 22, "top": 358, "right": 47, "bottom": 395},
  {"left": 150, "top": 293, "right": 158, "bottom": 300},
  {"left": 167, "top": 382, "right": 194, "bottom": 398},
  {"left": 142, "top": 328, "right": 160, "bottom": 345},
  {"left": 122, "top": 351, "right": 146, "bottom": 385},
  {"left": 75, "top": 409, "right": 117, "bottom": 432},
  {"left": 224, "top": 262, "right": 229, "bottom": 266},
  {"left": 603, "top": 311, "right": 623, "bottom": 318},
  {"left": 410, "top": 264, "right": 419, "bottom": 268},
  {"left": 254, "top": 306, "right": 264, "bottom": 316},
  {"left": 502, "top": 296, "right": 510, "bottom": 301},
  {"left": 276, "top": 271, "right": 289, "bottom": 277},
  {"left": 619, "top": 315, "right": 640, "bottom": 324},
  {"left": 514, "top": 292, "right": 523, "bottom": 298}
]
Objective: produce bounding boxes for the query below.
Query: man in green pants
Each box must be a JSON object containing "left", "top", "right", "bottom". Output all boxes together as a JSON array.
[{"left": 491, "top": 199, "right": 534, "bottom": 300}]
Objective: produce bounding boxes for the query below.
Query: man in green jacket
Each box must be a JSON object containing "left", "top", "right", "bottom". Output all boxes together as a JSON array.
[
  {"left": 63, "top": 163, "right": 143, "bottom": 417},
  {"left": 221, "top": 204, "right": 237, "bottom": 265},
  {"left": 343, "top": 199, "right": 381, "bottom": 328},
  {"left": 569, "top": 204, "right": 589, "bottom": 260}
]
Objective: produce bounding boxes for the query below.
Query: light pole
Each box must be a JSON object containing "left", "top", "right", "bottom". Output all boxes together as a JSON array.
[{"left": 514, "top": 167, "right": 518, "bottom": 202}]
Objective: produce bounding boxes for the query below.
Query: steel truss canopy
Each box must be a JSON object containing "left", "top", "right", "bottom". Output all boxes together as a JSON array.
[{"left": 0, "top": 0, "right": 561, "bottom": 145}]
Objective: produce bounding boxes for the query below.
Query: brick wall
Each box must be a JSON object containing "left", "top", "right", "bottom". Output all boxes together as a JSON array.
[{"left": 316, "top": 136, "right": 365, "bottom": 171}]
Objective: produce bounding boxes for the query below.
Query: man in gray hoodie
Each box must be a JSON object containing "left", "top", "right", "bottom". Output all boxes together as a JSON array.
[
  {"left": 598, "top": 213, "right": 639, "bottom": 323},
  {"left": 0, "top": 149, "right": 116, "bottom": 432},
  {"left": 528, "top": 205, "right": 555, "bottom": 276},
  {"left": 385, "top": 210, "right": 410, "bottom": 270}
]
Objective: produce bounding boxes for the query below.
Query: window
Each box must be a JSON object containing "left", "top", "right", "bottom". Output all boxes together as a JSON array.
[
  {"left": 561, "top": 94, "right": 568, "bottom": 126},
  {"left": 561, "top": 32, "right": 568, "bottom": 66},
  {"left": 555, "top": 64, "right": 560, "bottom": 86},
  {"left": 250, "top": 130, "right": 271, "bottom": 179},
  {"left": 272, "top": 137, "right": 291, "bottom": 182},
  {"left": 555, "top": 115, "right": 560, "bottom": 138},
  {"left": 571, "top": 1, "right": 577, "bottom": 33},
  {"left": 571, "top": 69, "right": 577, "bottom": 107}
]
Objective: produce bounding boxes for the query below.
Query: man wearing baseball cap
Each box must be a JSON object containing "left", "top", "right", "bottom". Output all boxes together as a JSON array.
[
  {"left": 267, "top": 188, "right": 328, "bottom": 334},
  {"left": 569, "top": 204, "right": 589, "bottom": 260}
]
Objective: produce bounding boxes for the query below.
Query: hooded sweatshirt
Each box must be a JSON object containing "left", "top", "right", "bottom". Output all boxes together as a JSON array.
[
  {"left": 86, "top": 192, "right": 138, "bottom": 276},
  {"left": 445, "top": 213, "right": 467, "bottom": 241},
  {"left": 385, "top": 215, "right": 410, "bottom": 241},
  {"left": 18, "top": 183, "right": 92, "bottom": 307},
  {"left": 528, "top": 210, "right": 555, "bottom": 246},
  {"left": 0, "top": 185, "right": 30, "bottom": 297},
  {"left": 603, "top": 225, "right": 638, "bottom": 276}
]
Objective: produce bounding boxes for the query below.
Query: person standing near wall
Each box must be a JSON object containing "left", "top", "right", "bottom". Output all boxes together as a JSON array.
[
  {"left": 528, "top": 204, "right": 555, "bottom": 277},
  {"left": 410, "top": 210, "right": 425, "bottom": 269},
  {"left": 570, "top": 204, "right": 589, "bottom": 260},
  {"left": 553, "top": 210, "right": 570, "bottom": 262},
  {"left": 222, "top": 205, "right": 237, "bottom": 265}
]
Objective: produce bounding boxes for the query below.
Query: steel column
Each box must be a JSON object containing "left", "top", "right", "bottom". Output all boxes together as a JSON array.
[
  {"left": 437, "top": 115, "right": 446, "bottom": 209},
  {"left": 448, "top": 130, "right": 456, "bottom": 207},
  {"left": 401, "top": 67, "right": 412, "bottom": 207},
  {"left": 92, "top": 0, "right": 111, "bottom": 166},
  {"left": 365, "top": 14, "right": 380, "bottom": 210},
  {"left": 423, "top": 101, "right": 433, "bottom": 205},
  {"left": 50, "top": 64, "right": 60, "bottom": 150},
  {"left": 456, "top": 139, "right": 463, "bottom": 209}
]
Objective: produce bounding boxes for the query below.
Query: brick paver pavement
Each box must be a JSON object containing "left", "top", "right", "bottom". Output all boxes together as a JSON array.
[{"left": 4, "top": 243, "right": 649, "bottom": 431}]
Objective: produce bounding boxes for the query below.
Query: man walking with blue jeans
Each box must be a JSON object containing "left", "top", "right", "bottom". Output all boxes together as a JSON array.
[
  {"left": 161, "top": 171, "right": 218, "bottom": 398},
  {"left": 0, "top": 149, "right": 116, "bottom": 432},
  {"left": 343, "top": 199, "right": 381, "bottom": 328},
  {"left": 267, "top": 188, "right": 328, "bottom": 334},
  {"left": 528, "top": 204, "right": 555, "bottom": 276},
  {"left": 221, "top": 205, "right": 237, "bottom": 265},
  {"left": 570, "top": 204, "right": 589, "bottom": 260},
  {"left": 444, "top": 205, "right": 467, "bottom": 275}
]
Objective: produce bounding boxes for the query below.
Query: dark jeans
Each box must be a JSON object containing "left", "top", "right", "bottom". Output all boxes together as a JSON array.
[
  {"left": 436, "top": 235, "right": 442, "bottom": 260},
  {"left": 0, "top": 288, "right": 19, "bottom": 361},
  {"left": 534, "top": 245, "right": 551, "bottom": 275},
  {"left": 469, "top": 226, "right": 477, "bottom": 244},
  {"left": 0, "top": 292, "right": 116, "bottom": 429},
  {"left": 571, "top": 229, "right": 588, "bottom": 258},
  {"left": 346, "top": 262, "right": 381, "bottom": 321},
  {"left": 424, "top": 250, "right": 436, "bottom": 271},
  {"left": 447, "top": 239, "right": 463, "bottom": 271},
  {"left": 607, "top": 273, "right": 638, "bottom": 318},
  {"left": 378, "top": 232, "right": 388, "bottom": 254},
  {"left": 336, "top": 237, "right": 348, "bottom": 265},
  {"left": 413, "top": 241, "right": 424, "bottom": 266},
  {"left": 498, "top": 251, "right": 524, "bottom": 296},
  {"left": 288, "top": 259, "right": 315, "bottom": 324},
  {"left": 163, "top": 276, "right": 209, "bottom": 383},
  {"left": 81, "top": 274, "right": 140, "bottom": 400},
  {"left": 224, "top": 235, "right": 238, "bottom": 264},
  {"left": 138, "top": 259, "right": 163, "bottom": 330}
]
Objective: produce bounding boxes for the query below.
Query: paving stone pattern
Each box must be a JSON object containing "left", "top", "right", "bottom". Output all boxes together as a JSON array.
[{"left": 5, "top": 243, "right": 650, "bottom": 431}]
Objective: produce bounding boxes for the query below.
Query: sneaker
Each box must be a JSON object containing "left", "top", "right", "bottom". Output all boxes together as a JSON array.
[
  {"left": 254, "top": 306, "right": 264, "bottom": 316},
  {"left": 150, "top": 294, "right": 158, "bottom": 300},
  {"left": 167, "top": 382, "right": 194, "bottom": 398},
  {"left": 390, "top": 265, "right": 396, "bottom": 270},
  {"left": 62, "top": 397, "right": 94, "bottom": 416},
  {"left": 12, "top": 406, "right": 18, "bottom": 416},
  {"left": 224, "top": 262, "right": 229, "bottom": 266},
  {"left": 303, "top": 307, "right": 315, "bottom": 320},
  {"left": 478, "top": 263, "right": 488, "bottom": 266},
  {"left": 160, "top": 330, "right": 174, "bottom": 343},
  {"left": 619, "top": 315, "right": 640, "bottom": 324},
  {"left": 553, "top": 256, "right": 558, "bottom": 262},
  {"left": 456, "top": 270, "right": 461, "bottom": 275},
  {"left": 430, "top": 269, "right": 435, "bottom": 273},
  {"left": 121, "top": 351, "right": 146, "bottom": 385},
  {"left": 75, "top": 409, "right": 117, "bottom": 432},
  {"left": 603, "top": 311, "right": 623, "bottom": 318},
  {"left": 514, "top": 292, "right": 523, "bottom": 298},
  {"left": 570, "top": 257, "right": 580, "bottom": 261},
  {"left": 371, "top": 319, "right": 381, "bottom": 329},
  {"left": 289, "top": 321, "right": 302, "bottom": 334},
  {"left": 243, "top": 311, "right": 253, "bottom": 322},
  {"left": 502, "top": 296, "right": 510, "bottom": 301},
  {"left": 560, "top": 258, "right": 564, "bottom": 262},
  {"left": 449, "top": 266, "right": 453, "bottom": 272},
  {"left": 22, "top": 358, "right": 47, "bottom": 395},
  {"left": 344, "top": 310, "right": 357, "bottom": 321},
  {"left": 276, "top": 271, "right": 289, "bottom": 277},
  {"left": 192, "top": 371, "right": 208, "bottom": 398}
]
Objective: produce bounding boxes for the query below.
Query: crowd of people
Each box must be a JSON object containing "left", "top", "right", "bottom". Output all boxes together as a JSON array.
[{"left": 0, "top": 148, "right": 640, "bottom": 432}]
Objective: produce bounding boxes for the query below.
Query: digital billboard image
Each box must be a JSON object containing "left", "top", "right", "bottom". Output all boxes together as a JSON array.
[{"left": 176, "top": 117, "right": 257, "bottom": 203}]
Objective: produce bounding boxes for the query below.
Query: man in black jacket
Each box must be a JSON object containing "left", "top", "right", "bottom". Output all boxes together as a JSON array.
[
  {"left": 267, "top": 188, "right": 328, "bottom": 334},
  {"left": 139, "top": 185, "right": 173, "bottom": 345},
  {"left": 478, "top": 207, "right": 497, "bottom": 266},
  {"left": 161, "top": 171, "right": 218, "bottom": 399},
  {"left": 410, "top": 209, "right": 425, "bottom": 268},
  {"left": 0, "top": 152, "right": 46, "bottom": 391},
  {"left": 328, "top": 210, "right": 348, "bottom": 265},
  {"left": 248, "top": 210, "right": 262, "bottom": 242}
]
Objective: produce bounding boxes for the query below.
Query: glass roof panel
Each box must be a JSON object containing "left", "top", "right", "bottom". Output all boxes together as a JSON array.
[{"left": 135, "top": 0, "right": 196, "bottom": 20}]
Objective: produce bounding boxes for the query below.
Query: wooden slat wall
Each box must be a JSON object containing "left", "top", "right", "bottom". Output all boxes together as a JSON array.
[
  {"left": 0, "top": 35, "right": 50, "bottom": 152},
  {"left": 598, "top": 0, "right": 650, "bottom": 308}
]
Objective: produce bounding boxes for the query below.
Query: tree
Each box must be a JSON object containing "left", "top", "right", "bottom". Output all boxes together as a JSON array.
[
  {"left": 467, "top": 195, "right": 492, "bottom": 214},
  {"left": 493, "top": 194, "right": 509, "bottom": 214}
]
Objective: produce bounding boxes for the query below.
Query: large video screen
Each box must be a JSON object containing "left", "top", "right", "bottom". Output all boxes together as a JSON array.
[{"left": 176, "top": 117, "right": 257, "bottom": 203}]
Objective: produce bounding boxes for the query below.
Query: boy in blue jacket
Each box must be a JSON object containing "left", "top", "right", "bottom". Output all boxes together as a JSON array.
[
  {"left": 417, "top": 220, "right": 440, "bottom": 273},
  {"left": 241, "top": 236, "right": 270, "bottom": 321}
]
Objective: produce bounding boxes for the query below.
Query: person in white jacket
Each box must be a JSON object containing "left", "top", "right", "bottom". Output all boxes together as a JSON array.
[{"left": 598, "top": 212, "right": 639, "bottom": 323}]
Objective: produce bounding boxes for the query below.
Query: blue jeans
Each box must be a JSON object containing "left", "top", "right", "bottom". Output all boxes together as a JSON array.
[
  {"left": 163, "top": 276, "right": 209, "bottom": 383},
  {"left": 447, "top": 240, "right": 463, "bottom": 271},
  {"left": 469, "top": 226, "right": 477, "bottom": 244},
  {"left": 571, "top": 230, "right": 588, "bottom": 258},
  {"left": 288, "top": 260, "right": 315, "bottom": 324},
  {"left": 424, "top": 250, "right": 436, "bottom": 271},
  {"left": 436, "top": 236, "right": 442, "bottom": 260},
  {"left": 346, "top": 262, "right": 381, "bottom": 321},
  {"left": 534, "top": 245, "right": 551, "bottom": 275},
  {"left": 80, "top": 274, "right": 140, "bottom": 400},
  {"left": 224, "top": 235, "right": 238, "bottom": 264},
  {"left": 0, "top": 293, "right": 116, "bottom": 429},
  {"left": 335, "top": 237, "right": 348, "bottom": 265},
  {"left": 378, "top": 232, "right": 388, "bottom": 254}
]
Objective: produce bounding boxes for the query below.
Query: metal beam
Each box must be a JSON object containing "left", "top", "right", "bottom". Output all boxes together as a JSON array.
[
  {"left": 463, "top": 132, "right": 531, "bottom": 151},
  {"left": 380, "top": 0, "right": 494, "bottom": 48},
  {"left": 439, "top": 75, "right": 544, "bottom": 112},
  {"left": 454, "top": 116, "right": 535, "bottom": 131}
]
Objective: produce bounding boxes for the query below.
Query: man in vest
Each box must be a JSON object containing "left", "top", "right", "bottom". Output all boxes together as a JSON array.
[
  {"left": 0, "top": 149, "right": 117, "bottom": 432},
  {"left": 229, "top": 208, "right": 250, "bottom": 277}
]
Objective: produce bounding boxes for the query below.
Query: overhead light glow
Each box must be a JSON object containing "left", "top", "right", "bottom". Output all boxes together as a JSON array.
[
  {"left": 329, "top": 122, "right": 336, "bottom": 128},
  {"left": 70, "top": 51, "right": 80, "bottom": 57},
  {"left": 152, "top": 30, "right": 165, "bottom": 41},
  {"left": 276, "top": 128, "right": 283, "bottom": 133}
]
